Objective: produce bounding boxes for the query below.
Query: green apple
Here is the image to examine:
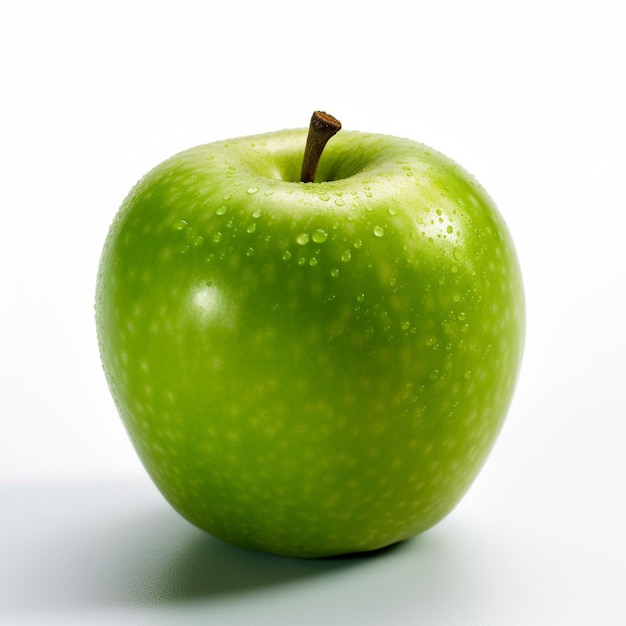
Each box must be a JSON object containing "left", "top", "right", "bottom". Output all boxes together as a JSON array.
[{"left": 96, "top": 112, "right": 524, "bottom": 558}]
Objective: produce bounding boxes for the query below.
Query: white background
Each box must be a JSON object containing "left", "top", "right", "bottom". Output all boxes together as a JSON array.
[{"left": 2, "top": 1, "right": 625, "bottom": 624}]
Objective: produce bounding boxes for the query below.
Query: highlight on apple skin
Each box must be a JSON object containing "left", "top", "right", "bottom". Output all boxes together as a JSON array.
[{"left": 95, "top": 112, "right": 524, "bottom": 558}]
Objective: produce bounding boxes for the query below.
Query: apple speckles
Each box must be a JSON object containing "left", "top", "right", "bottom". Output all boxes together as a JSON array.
[{"left": 95, "top": 129, "right": 524, "bottom": 557}]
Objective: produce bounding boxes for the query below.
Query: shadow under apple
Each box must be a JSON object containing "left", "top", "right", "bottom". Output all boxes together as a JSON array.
[
  {"left": 132, "top": 523, "right": 409, "bottom": 605},
  {"left": 3, "top": 480, "right": 501, "bottom": 625},
  {"left": 0, "top": 481, "right": 412, "bottom": 614}
]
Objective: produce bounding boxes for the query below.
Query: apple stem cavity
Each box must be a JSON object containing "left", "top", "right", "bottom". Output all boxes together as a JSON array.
[{"left": 300, "top": 111, "right": 342, "bottom": 184}]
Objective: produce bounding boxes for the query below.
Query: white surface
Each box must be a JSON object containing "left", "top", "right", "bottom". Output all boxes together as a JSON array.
[
  {"left": 2, "top": 1, "right": 625, "bottom": 624},
  {"left": 1, "top": 478, "right": 622, "bottom": 626}
]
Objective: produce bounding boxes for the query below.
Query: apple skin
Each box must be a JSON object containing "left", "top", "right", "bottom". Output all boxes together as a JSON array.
[{"left": 96, "top": 128, "right": 524, "bottom": 558}]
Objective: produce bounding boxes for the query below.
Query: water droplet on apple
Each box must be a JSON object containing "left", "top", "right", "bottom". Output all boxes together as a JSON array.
[
  {"left": 174, "top": 219, "right": 188, "bottom": 230},
  {"left": 252, "top": 209, "right": 262, "bottom": 218},
  {"left": 296, "top": 233, "right": 310, "bottom": 245},
  {"left": 457, "top": 312, "right": 466, "bottom": 321},
  {"left": 464, "top": 370, "right": 472, "bottom": 379},
  {"left": 357, "top": 293, "right": 365, "bottom": 303},
  {"left": 309, "top": 257, "right": 318, "bottom": 267},
  {"left": 319, "top": 193, "right": 330, "bottom": 201},
  {"left": 330, "top": 268, "right": 340, "bottom": 278},
  {"left": 453, "top": 247, "right": 464, "bottom": 261},
  {"left": 246, "top": 247, "right": 255, "bottom": 257},
  {"left": 246, "top": 223, "right": 257, "bottom": 233},
  {"left": 311, "top": 229, "right": 328, "bottom": 243},
  {"left": 373, "top": 226, "right": 384, "bottom": 237},
  {"left": 446, "top": 225, "right": 454, "bottom": 234},
  {"left": 401, "top": 321, "right": 410, "bottom": 331},
  {"left": 334, "top": 198, "right": 345, "bottom": 207},
  {"left": 213, "top": 232, "right": 223, "bottom": 243},
  {"left": 341, "top": 250, "right": 352, "bottom": 263},
  {"left": 247, "top": 187, "right": 259, "bottom": 194},
  {"left": 388, "top": 207, "right": 397, "bottom": 215},
  {"left": 216, "top": 206, "right": 228, "bottom": 216},
  {"left": 353, "top": 239, "right": 363, "bottom": 249},
  {"left": 429, "top": 369, "right": 440, "bottom": 380},
  {"left": 263, "top": 188, "right": 274, "bottom": 196},
  {"left": 282, "top": 251, "right": 292, "bottom": 261}
]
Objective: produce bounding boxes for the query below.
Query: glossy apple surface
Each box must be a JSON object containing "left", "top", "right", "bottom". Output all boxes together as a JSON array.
[{"left": 96, "top": 127, "right": 524, "bottom": 557}]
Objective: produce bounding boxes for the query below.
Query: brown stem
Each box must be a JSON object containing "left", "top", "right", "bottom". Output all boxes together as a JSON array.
[{"left": 300, "top": 111, "right": 342, "bottom": 183}]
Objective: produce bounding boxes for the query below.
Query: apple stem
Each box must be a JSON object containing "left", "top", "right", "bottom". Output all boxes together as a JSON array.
[{"left": 300, "top": 111, "right": 342, "bottom": 183}]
